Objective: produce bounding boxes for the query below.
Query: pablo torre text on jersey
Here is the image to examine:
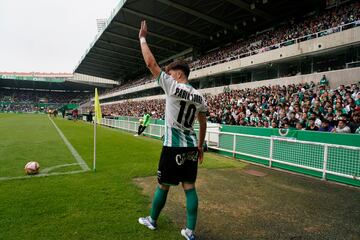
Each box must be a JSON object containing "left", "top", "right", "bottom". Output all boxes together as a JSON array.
[{"left": 174, "top": 87, "right": 203, "bottom": 104}]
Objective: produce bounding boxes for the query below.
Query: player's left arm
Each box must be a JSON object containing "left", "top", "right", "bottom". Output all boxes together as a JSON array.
[
  {"left": 139, "top": 20, "right": 161, "bottom": 79},
  {"left": 197, "top": 112, "right": 207, "bottom": 164}
]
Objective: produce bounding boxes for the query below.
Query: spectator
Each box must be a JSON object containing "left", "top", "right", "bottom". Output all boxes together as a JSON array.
[
  {"left": 295, "top": 122, "right": 304, "bottom": 130},
  {"left": 319, "top": 119, "right": 334, "bottom": 132},
  {"left": 305, "top": 118, "right": 319, "bottom": 131},
  {"left": 332, "top": 119, "right": 351, "bottom": 133},
  {"left": 320, "top": 75, "right": 329, "bottom": 86},
  {"left": 349, "top": 111, "right": 360, "bottom": 133}
]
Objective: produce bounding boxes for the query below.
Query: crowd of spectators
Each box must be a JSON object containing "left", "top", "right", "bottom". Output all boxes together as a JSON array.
[
  {"left": 206, "top": 80, "right": 360, "bottom": 134},
  {"left": 0, "top": 103, "right": 39, "bottom": 113},
  {"left": 0, "top": 89, "right": 90, "bottom": 104},
  {"left": 102, "top": 99, "right": 165, "bottom": 119},
  {"left": 0, "top": 89, "right": 90, "bottom": 112},
  {"left": 189, "top": 1, "right": 360, "bottom": 70},
  {"left": 101, "top": 79, "right": 360, "bottom": 134}
]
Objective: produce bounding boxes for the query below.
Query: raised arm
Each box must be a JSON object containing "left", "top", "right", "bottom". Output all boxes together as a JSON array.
[
  {"left": 197, "top": 112, "right": 207, "bottom": 164},
  {"left": 139, "top": 20, "right": 161, "bottom": 78}
]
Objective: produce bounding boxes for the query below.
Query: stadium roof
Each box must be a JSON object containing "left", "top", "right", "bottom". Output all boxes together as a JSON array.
[
  {"left": 0, "top": 78, "right": 101, "bottom": 91},
  {"left": 0, "top": 74, "right": 107, "bottom": 92},
  {"left": 0, "top": 72, "right": 117, "bottom": 91},
  {"left": 74, "top": 0, "right": 323, "bottom": 81}
]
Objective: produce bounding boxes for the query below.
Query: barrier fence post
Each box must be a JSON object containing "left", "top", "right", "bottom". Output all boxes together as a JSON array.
[
  {"left": 322, "top": 145, "right": 329, "bottom": 180},
  {"left": 269, "top": 138, "right": 274, "bottom": 168},
  {"left": 207, "top": 131, "right": 210, "bottom": 148},
  {"left": 233, "top": 134, "right": 236, "bottom": 158}
]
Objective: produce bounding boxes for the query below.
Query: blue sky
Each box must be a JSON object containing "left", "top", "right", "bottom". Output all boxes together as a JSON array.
[{"left": 0, "top": 0, "right": 119, "bottom": 73}]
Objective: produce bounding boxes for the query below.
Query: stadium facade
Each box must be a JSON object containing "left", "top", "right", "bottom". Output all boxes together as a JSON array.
[{"left": 72, "top": 0, "right": 359, "bottom": 107}]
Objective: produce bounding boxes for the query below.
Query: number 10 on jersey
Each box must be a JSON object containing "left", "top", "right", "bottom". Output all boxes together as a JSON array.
[{"left": 177, "top": 100, "right": 197, "bottom": 128}]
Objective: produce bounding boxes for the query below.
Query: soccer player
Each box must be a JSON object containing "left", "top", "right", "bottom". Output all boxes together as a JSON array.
[
  {"left": 72, "top": 108, "right": 79, "bottom": 121},
  {"left": 137, "top": 20, "right": 207, "bottom": 240},
  {"left": 135, "top": 110, "right": 151, "bottom": 136}
]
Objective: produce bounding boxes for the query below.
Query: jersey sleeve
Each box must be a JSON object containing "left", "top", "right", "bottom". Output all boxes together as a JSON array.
[
  {"left": 198, "top": 97, "right": 208, "bottom": 113},
  {"left": 156, "top": 71, "right": 176, "bottom": 95}
]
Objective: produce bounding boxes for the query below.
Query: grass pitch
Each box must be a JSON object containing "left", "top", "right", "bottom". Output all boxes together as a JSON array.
[
  {"left": 0, "top": 114, "right": 84, "bottom": 178},
  {"left": 0, "top": 114, "right": 359, "bottom": 240},
  {"left": 0, "top": 114, "right": 239, "bottom": 240}
]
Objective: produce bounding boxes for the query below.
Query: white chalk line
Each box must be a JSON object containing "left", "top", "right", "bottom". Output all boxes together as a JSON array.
[
  {"left": 0, "top": 118, "right": 91, "bottom": 182},
  {"left": 48, "top": 117, "right": 90, "bottom": 171},
  {"left": 41, "top": 163, "right": 80, "bottom": 174},
  {"left": 0, "top": 170, "right": 88, "bottom": 182}
]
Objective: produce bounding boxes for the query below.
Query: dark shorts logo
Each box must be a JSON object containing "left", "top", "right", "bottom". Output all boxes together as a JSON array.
[
  {"left": 175, "top": 154, "right": 186, "bottom": 165},
  {"left": 175, "top": 151, "right": 198, "bottom": 165}
]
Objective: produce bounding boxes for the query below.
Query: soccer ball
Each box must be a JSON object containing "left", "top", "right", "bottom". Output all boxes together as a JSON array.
[{"left": 24, "top": 161, "right": 40, "bottom": 175}]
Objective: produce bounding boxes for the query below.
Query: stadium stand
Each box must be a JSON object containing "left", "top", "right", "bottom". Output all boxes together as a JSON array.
[
  {"left": 100, "top": 81, "right": 360, "bottom": 134},
  {"left": 88, "top": 0, "right": 360, "bottom": 135},
  {"left": 0, "top": 88, "right": 91, "bottom": 113},
  {"left": 93, "top": 0, "right": 360, "bottom": 102},
  {"left": 0, "top": 72, "right": 104, "bottom": 113},
  {"left": 190, "top": 1, "right": 360, "bottom": 70},
  {"left": 0, "top": 89, "right": 90, "bottom": 104}
]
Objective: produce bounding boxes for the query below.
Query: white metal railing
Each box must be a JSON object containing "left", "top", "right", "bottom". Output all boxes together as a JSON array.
[
  {"left": 191, "top": 21, "right": 360, "bottom": 71},
  {"left": 100, "top": 118, "right": 360, "bottom": 182}
]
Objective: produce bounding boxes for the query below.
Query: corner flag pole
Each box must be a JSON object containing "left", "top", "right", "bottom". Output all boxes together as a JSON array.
[
  {"left": 93, "top": 116, "right": 97, "bottom": 172},
  {"left": 93, "top": 88, "right": 102, "bottom": 172}
]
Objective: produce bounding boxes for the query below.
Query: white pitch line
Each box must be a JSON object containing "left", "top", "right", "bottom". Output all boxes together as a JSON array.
[
  {"left": 42, "top": 163, "right": 80, "bottom": 174},
  {"left": 48, "top": 117, "right": 90, "bottom": 171},
  {"left": 0, "top": 170, "right": 87, "bottom": 182}
]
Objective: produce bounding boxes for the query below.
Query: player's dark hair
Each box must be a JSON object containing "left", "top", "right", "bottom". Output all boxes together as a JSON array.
[{"left": 165, "top": 60, "right": 190, "bottom": 78}]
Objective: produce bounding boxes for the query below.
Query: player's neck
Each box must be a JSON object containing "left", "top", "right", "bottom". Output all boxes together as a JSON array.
[{"left": 176, "top": 77, "right": 188, "bottom": 84}]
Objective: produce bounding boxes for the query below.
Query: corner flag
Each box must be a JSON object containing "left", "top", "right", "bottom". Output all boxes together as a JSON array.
[
  {"left": 94, "top": 88, "right": 102, "bottom": 124},
  {"left": 93, "top": 88, "right": 102, "bottom": 172}
]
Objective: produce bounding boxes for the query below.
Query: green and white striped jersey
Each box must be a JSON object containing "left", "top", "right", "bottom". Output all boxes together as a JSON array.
[{"left": 157, "top": 71, "right": 207, "bottom": 147}]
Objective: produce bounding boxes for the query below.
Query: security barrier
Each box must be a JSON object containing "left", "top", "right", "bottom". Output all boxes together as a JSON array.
[{"left": 100, "top": 118, "right": 360, "bottom": 187}]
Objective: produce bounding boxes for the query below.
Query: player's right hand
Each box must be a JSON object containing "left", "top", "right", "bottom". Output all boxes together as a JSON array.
[{"left": 139, "top": 20, "right": 148, "bottom": 39}]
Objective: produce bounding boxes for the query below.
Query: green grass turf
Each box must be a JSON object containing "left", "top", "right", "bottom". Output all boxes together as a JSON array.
[
  {"left": 0, "top": 114, "right": 82, "bottom": 177},
  {"left": 0, "top": 114, "right": 242, "bottom": 240}
]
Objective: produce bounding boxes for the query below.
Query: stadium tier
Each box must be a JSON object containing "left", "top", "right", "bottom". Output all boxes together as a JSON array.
[
  {"left": 0, "top": 72, "right": 118, "bottom": 113},
  {"left": 92, "top": 0, "right": 360, "bottom": 101},
  {"left": 100, "top": 81, "right": 360, "bottom": 134},
  {"left": 73, "top": 1, "right": 360, "bottom": 135}
]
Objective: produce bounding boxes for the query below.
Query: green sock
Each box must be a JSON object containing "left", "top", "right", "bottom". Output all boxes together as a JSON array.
[
  {"left": 150, "top": 186, "right": 168, "bottom": 221},
  {"left": 185, "top": 188, "right": 198, "bottom": 231}
]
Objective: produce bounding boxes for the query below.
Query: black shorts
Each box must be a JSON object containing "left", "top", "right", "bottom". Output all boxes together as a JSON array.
[{"left": 157, "top": 146, "right": 198, "bottom": 185}]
